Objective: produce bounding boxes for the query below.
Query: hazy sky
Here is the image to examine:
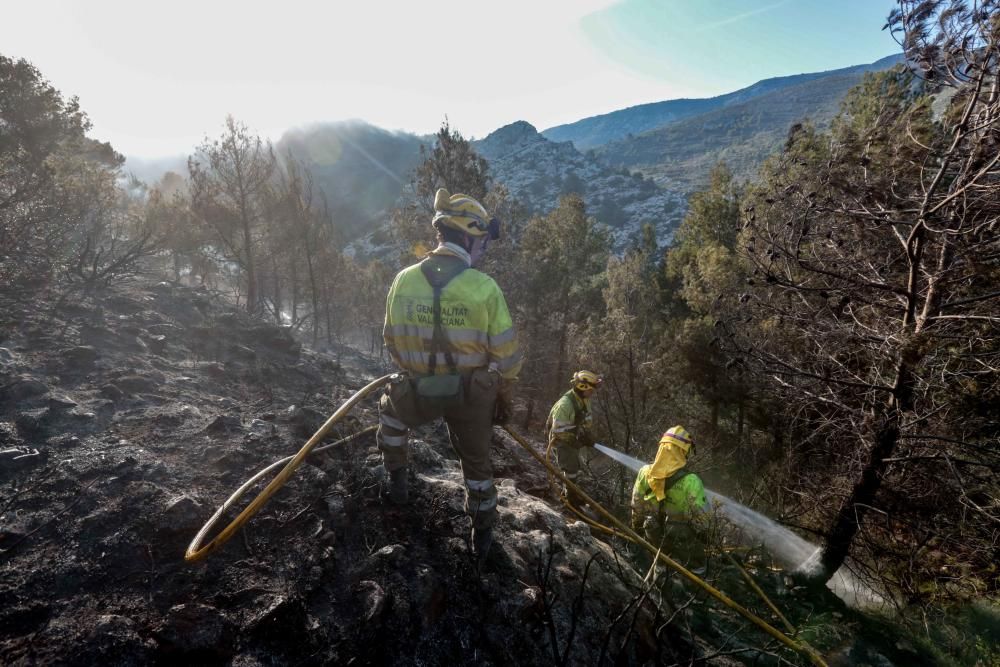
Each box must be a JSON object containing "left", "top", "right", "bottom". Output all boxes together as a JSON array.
[{"left": 4, "top": 0, "right": 899, "bottom": 158}]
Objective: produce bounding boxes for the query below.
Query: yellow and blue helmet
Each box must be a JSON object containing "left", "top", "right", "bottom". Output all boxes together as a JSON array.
[
  {"left": 572, "top": 370, "right": 603, "bottom": 392},
  {"left": 432, "top": 188, "right": 499, "bottom": 239}
]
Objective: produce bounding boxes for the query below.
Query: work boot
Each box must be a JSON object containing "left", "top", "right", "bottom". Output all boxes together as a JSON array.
[
  {"left": 578, "top": 503, "right": 600, "bottom": 523},
  {"left": 471, "top": 526, "right": 493, "bottom": 561},
  {"left": 382, "top": 467, "right": 408, "bottom": 506},
  {"left": 564, "top": 484, "right": 586, "bottom": 511}
]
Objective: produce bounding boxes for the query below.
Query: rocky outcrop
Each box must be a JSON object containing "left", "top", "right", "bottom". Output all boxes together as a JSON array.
[{"left": 475, "top": 122, "right": 686, "bottom": 249}]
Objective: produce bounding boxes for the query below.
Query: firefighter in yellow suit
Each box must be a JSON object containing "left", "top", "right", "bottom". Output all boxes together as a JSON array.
[{"left": 379, "top": 188, "right": 521, "bottom": 561}]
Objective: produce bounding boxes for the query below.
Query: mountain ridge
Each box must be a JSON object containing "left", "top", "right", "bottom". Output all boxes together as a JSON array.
[{"left": 541, "top": 53, "right": 904, "bottom": 150}]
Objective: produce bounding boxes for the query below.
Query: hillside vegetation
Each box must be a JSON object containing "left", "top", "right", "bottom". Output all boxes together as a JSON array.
[{"left": 1, "top": 3, "right": 998, "bottom": 664}]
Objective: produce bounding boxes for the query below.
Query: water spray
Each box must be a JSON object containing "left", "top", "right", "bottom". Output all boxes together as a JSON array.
[
  {"left": 593, "top": 441, "right": 883, "bottom": 608},
  {"left": 502, "top": 426, "right": 827, "bottom": 666}
]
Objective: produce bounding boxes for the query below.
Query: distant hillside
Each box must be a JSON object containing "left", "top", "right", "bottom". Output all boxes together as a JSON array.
[
  {"left": 596, "top": 61, "right": 907, "bottom": 193},
  {"left": 277, "top": 121, "right": 426, "bottom": 239},
  {"left": 474, "top": 121, "right": 686, "bottom": 248},
  {"left": 124, "top": 154, "right": 188, "bottom": 185},
  {"left": 542, "top": 54, "right": 903, "bottom": 150}
]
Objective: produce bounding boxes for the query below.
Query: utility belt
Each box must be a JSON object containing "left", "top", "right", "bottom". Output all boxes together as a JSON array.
[{"left": 390, "top": 367, "right": 499, "bottom": 411}]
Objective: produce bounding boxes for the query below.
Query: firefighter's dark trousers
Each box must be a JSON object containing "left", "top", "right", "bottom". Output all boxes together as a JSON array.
[
  {"left": 553, "top": 441, "right": 586, "bottom": 508},
  {"left": 377, "top": 368, "right": 499, "bottom": 530}
]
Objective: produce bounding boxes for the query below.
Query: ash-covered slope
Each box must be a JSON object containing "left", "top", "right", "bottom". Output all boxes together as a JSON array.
[
  {"left": 0, "top": 280, "right": 938, "bottom": 665},
  {"left": 0, "top": 280, "right": 675, "bottom": 665}
]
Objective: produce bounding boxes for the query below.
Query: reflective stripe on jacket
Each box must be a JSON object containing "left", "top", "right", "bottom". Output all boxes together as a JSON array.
[
  {"left": 383, "top": 255, "right": 522, "bottom": 380},
  {"left": 545, "top": 390, "right": 591, "bottom": 446}
]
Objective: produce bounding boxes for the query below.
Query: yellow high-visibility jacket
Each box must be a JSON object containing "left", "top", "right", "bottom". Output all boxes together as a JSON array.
[
  {"left": 383, "top": 253, "right": 522, "bottom": 381},
  {"left": 545, "top": 390, "right": 592, "bottom": 447}
]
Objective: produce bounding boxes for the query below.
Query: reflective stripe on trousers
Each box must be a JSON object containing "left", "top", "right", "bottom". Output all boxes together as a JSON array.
[
  {"left": 465, "top": 478, "right": 497, "bottom": 527},
  {"left": 377, "top": 368, "right": 499, "bottom": 529}
]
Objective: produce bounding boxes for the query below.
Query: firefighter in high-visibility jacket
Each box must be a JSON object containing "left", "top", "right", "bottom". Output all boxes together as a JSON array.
[
  {"left": 379, "top": 188, "right": 521, "bottom": 561},
  {"left": 546, "top": 370, "right": 602, "bottom": 510},
  {"left": 631, "top": 425, "right": 708, "bottom": 570}
]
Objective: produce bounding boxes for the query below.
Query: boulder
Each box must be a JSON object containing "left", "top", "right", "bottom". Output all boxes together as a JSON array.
[
  {"left": 47, "top": 395, "right": 78, "bottom": 412},
  {"left": 161, "top": 494, "right": 204, "bottom": 535},
  {"left": 355, "top": 580, "right": 388, "bottom": 622},
  {"left": 205, "top": 414, "right": 242, "bottom": 435},
  {"left": 155, "top": 603, "right": 235, "bottom": 655},
  {"left": 0, "top": 347, "right": 20, "bottom": 369},
  {"left": 0, "top": 376, "right": 49, "bottom": 404},
  {"left": 58, "top": 346, "right": 98, "bottom": 370},
  {"left": 115, "top": 375, "right": 160, "bottom": 395},
  {"left": 285, "top": 405, "right": 325, "bottom": 438},
  {"left": 99, "top": 384, "right": 124, "bottom": 401}
]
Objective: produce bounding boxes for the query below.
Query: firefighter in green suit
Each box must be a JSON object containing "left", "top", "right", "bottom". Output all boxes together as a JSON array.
[
  {"left": 546, "top": 370, "right": 602, "bottom": 510},
  {"left": 631, "top": 425, "right": 708, "bottom": 571}
]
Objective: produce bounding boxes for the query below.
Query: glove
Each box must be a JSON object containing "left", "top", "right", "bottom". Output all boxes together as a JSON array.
[
  {"left": 493, "top": 383, "right": 513, "bottom": 424},
  {"left": 575, "top": 429, "right": 594, "bottom": 449}
]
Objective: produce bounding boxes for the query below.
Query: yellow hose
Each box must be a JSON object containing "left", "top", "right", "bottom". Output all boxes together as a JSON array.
[
  {"left": 185, "top": 374, "right": 392, "bottom": 563},
  {"left": 501, "top": 424, "right": 827, "bottom": 667}
]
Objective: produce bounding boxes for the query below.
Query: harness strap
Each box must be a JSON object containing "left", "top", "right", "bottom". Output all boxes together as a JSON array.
[{"left": 419, "top": 258, "right": 467, "bottom": 375}]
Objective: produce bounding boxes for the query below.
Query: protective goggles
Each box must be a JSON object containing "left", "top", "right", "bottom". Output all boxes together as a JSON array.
[{"left": 469, "top": 216, "right": 501, "bottom": 240}]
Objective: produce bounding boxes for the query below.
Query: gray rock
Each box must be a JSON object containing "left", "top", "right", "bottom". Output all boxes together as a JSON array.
[
  {"left": 99, "top": 384, "right": 124, "bottom": 401},
  {"left": 228, "top": 344, "right": 257, "bottom": 361},
  {"left": 48, "top": 394, "right": 78, "bottom": 411},
  {"left": 59, "top": 346, "right": 98, "bottom": 369},
  {"left": 0, "top": 347, "right": 20, "bottom": 367},
  {"left": 286, "top": 405, "right": 325, "bottom": 438},
  {"left": 115, "top": 375, "right": 159, "bottom": 395},
  {"left": 89, "top": 399, "right": 115, "bottom": 420},
  {"left": 0, "top": 376, "right": 49, "bottom": 403},
  {"left": 107, "top": 294, "right": 146, "bottom": 314},
  {"left": 162, "top": 494, "right": 204, "bottom": 533},
  {"left": 355, "top": 580, "right": 388, "bottom": 621},
  {"left": 48, "top": 434, "right": 82, "bottom": 448},
  {"left": 205, "top": 414, "right": 242, "bottom": 435},
  {"left": 156, "top": 603, "right": 234, "bottom": 654},
  {"left": 147, "top": 323, "right": 182, "bottom": 336},
  {"left": 0, "top": 445, "right": 44, "bottom": 468},
  {"left": 66, "top": 407, "right": 98, "bottom": 432},
  {"left": 324, "top": 496, "right": 349, "bottom": 528},
  {"left": 193, "top": 361, "right": 227, "bottom": 378},
  {"left": 144, "top": 335, "right": 167, "bottom": 354},
  {"left": 248, "top": 419, "right": 274, "bottom": 436},
  {"left": 0, "top": 421, "right": 21, "bottom": 445},
  {"left": 373, "top": 544, "right": 407, "bottom": 564},
  {"left": 14, "top": 409, "right": 48, "bottom": 436}
]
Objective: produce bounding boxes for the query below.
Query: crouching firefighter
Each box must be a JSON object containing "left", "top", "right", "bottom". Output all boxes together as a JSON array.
[
  {"left": 546, "top": 370, "right": 602, "bottom": 511},
  {"left": 378, "top": 188, "right": 521, "bottom": 562},
  {"left": 631, "top": 425, "right": 708, "bottom": 571}
]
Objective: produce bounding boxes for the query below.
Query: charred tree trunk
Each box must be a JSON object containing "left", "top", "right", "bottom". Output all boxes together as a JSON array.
[
  {"left": 812, "top": 353, "right": 916, "bottom": 582},
  {"left": 812, "top": 410, "right": 900, "bottom": 580}
]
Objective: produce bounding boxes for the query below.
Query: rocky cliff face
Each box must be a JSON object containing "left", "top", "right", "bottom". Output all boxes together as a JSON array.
[{"left": 475, "top": 121, "right": 686, "bottom": 248}]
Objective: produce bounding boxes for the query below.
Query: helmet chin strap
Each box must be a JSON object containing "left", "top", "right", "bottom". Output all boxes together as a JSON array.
[{"left": 469, "top": 235, "right": 490, "bottom": 266}]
